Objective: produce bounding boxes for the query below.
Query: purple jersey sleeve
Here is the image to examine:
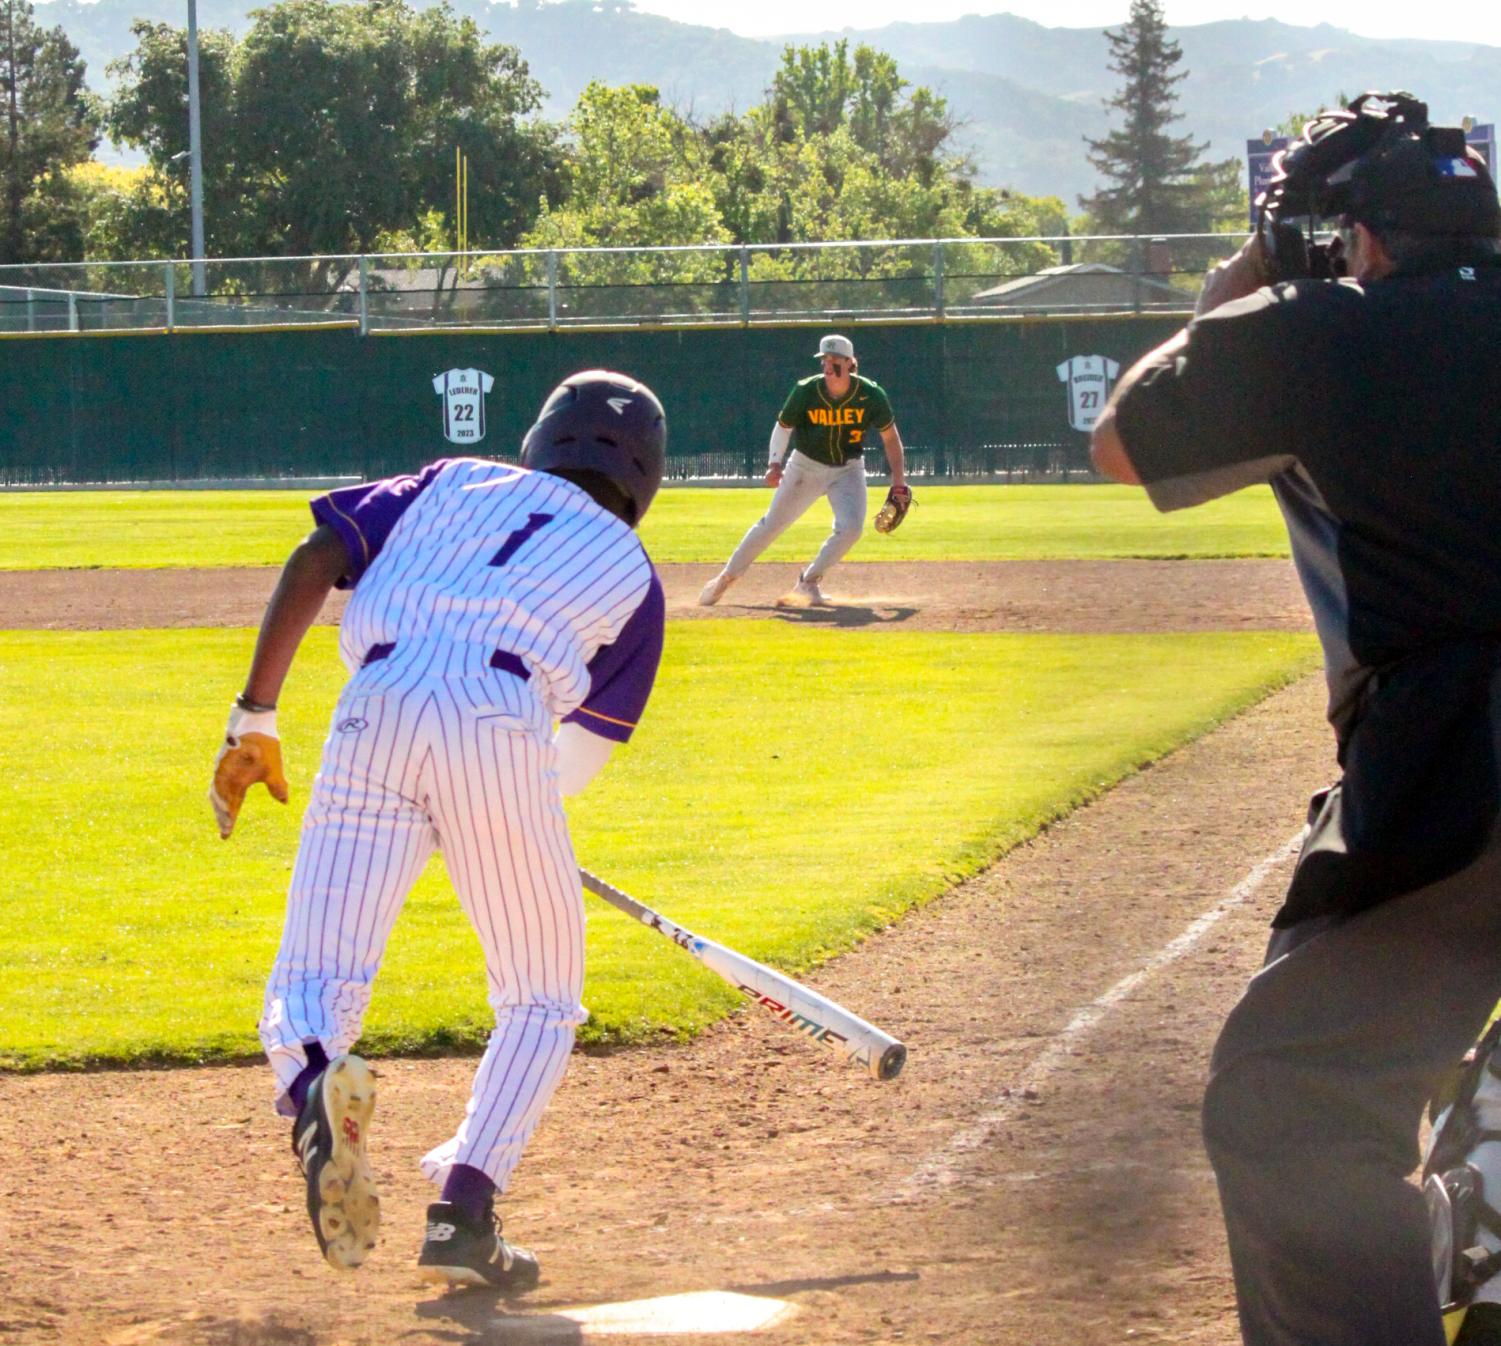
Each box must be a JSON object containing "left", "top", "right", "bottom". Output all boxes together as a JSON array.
[
  {"left": 562, "top": 572, "right": 666, "bottom": 744},
  {"left": 311, "top": 460, "right": 450, "bottom": 588}
]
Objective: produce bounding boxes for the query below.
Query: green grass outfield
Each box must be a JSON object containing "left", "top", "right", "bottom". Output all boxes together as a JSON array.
[
  {"left": 0, "top": 620, "right": 1318, "bottom": 1070},
  {"left": 0, "top": 483, "right": 1290, "bottom": 570}
]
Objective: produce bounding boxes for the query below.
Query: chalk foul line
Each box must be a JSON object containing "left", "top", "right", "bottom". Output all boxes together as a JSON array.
[{"left": 897, "top": 830, "right": 1305, "bottom": 1199}]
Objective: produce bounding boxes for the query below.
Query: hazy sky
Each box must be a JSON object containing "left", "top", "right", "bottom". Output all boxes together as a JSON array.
[{"left": 625, "top": 0, "right": 1501, "bottom": 49}]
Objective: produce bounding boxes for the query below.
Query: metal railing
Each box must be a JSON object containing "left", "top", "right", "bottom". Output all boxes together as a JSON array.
[{"left": 0, "top": 233, "right": 1243, "bottom": 335}]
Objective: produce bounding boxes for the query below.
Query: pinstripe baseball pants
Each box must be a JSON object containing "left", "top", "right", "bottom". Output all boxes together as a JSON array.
[{"left": 259, "top": 665, "right": 586, "bottom": 1192}]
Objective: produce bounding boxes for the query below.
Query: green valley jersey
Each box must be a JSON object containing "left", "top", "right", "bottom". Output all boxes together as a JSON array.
[{"left": 777, "top": 374, "right": 895, "bottom": 467}]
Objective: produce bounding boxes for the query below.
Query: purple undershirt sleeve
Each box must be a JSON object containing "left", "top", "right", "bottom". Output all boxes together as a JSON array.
[
  {"left": 310, "top": 460, "right": 449, "bottom": 588},
  {"left": 562, "top": 573, "right": 666, "bottom": 744}
]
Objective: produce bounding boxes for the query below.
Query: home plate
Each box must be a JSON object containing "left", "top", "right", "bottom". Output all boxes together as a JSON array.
[{"left": 493, "top": 1290, "right": 798, "bottom": 1337}]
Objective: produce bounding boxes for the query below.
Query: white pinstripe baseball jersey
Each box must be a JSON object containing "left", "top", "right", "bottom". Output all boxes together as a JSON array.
[
  {"left": 316, "top": 458, "right": 662, "bottom": 739},
  {"left": 259, "top": 457, "right": 664, "bottom": 1195}
]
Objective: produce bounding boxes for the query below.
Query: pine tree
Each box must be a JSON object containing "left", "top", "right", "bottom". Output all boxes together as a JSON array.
[
  {"left": 1080, "top": 0, "right": 1215, "bottom": 235},
  {"left": 1, "top": 0, "right": 98, "bottom": 264}
]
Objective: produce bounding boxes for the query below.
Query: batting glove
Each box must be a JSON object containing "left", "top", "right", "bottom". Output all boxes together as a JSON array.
[{"left": 210, "top": 705, "right": 289, "bottom": 840}]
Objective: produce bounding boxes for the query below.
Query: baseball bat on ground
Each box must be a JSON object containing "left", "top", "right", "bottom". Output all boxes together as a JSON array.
[{"left": 579, "top": 868, "right": 907, "bottom": 1081}]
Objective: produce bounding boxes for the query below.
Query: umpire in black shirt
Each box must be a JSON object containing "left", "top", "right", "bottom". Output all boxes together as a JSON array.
[{"left": 1091, "top": 93, "right": 1501, "bottom": 1346}]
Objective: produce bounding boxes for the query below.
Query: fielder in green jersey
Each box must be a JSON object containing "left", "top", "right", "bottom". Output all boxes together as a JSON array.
[
  {"left": 699, "top": 333, "right": 908, "bottom": 607},
  {"left": 776, "top": 371, "right": 895, "bottom": 468}
]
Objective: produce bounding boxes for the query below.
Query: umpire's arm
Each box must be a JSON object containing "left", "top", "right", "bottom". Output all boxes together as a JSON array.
[
  {"left": 1090, "top": 332, "right": 1190, "bottom": 484},
  {"left": 1093, "top": 238, "right": 1272, "bottom": 486}
]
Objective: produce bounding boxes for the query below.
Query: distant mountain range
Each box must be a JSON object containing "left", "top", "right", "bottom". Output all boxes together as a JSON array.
[{"left": 36, "top": 0, "right": 1501, "bottom": 203}]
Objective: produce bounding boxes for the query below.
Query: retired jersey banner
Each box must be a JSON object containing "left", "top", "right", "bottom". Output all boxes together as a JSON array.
[
  {"left": 433, "top": 367, "right": 495, "bottom": 445},
  {"left": 1056, "top": 355, "right": 1119, "bottom": 433}
]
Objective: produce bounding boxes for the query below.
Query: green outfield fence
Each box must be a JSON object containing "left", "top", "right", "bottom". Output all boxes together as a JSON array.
[{"left": 0, "top": 234, "right": 1224, "bottom": 485}]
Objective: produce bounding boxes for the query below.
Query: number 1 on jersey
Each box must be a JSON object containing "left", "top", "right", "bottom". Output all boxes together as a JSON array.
[{"left": 490, "top": 513, "right": 555, "bottom": 567}]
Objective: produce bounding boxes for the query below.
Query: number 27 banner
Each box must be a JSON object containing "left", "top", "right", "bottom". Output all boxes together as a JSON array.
[{"left": 1057, "top": 355, "right": 1120, "bottom": 434}]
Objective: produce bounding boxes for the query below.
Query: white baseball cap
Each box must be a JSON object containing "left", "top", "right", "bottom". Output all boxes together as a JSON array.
[{"left": 814, "top": 334, "right": 855, "bottom": 359}]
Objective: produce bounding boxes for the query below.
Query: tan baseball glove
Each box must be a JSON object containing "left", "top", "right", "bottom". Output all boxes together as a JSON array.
[
  {"left": 873, "top": 483, "right": 913, "bottom": 534},
  {"left": 210, "top": 706, "right": 289, "bottom": 839}
]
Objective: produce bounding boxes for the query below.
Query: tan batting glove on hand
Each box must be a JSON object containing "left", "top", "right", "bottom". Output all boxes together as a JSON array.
[{"left": 210, "top": 705, "right": 289, "bottom": 840}]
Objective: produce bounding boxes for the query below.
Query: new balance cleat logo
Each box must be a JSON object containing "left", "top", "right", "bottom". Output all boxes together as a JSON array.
[{"left": 417, "top": 1201, "right": 540, "bottom": 1291}]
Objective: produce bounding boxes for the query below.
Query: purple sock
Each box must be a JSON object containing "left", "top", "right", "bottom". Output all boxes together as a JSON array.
[
  {"left": 441, "top": 1163, "right": 496, "bottom": 1223},
  {"left": 288, "top": 1040, "right": 330, "bottom": 1115}
]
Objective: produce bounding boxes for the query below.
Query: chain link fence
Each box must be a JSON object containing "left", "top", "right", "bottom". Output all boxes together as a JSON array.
[{"left": 0, "top": 233, "right": 1243, "bottom": 335}]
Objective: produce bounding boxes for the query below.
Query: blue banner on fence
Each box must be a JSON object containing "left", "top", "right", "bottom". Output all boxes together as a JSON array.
[{"left": 1246, "top": 137, "right": 1291, "bottom": 229}]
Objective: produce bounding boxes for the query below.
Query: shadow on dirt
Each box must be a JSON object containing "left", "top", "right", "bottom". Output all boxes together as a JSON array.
[
  {"left": 413, "top": 1293, "right": 584, "bottom": 1344},
  {"left": 730, "top": 1270, "right": 922, "bottom": 1295},
  {"left": 406, "top": 1272, "right": 920, "bottom": 1342},
  {"left": 766, "top": 604, "right": 919, "bottom": 627}
]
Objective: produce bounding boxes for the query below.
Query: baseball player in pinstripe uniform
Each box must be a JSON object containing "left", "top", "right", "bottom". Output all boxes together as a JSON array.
[
  {"left": 699, "top": 334, "right": 908, "bottom": 607},
  {"left": 209, "top": 370, "right": 668, "bottom": 1289}
]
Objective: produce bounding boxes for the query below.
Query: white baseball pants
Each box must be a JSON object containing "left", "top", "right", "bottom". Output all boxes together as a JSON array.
[
  {"left": 259, "top": 665, "right": 586, "bottom": 1192},
  {"left": 723, "top": 450, "right": 868, "bottom": 584}
]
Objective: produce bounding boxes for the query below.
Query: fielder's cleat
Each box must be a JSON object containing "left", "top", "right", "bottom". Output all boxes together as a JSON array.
[
  {"left": 698, "top": 571, "right": 736, "bottom": 606},
  {"left": 417, "top": 1200, "right": 541, "bottom": 1292},
  {"left": 292, "top": 1053, "right": 380, "bottom": 1271},
  {"left": 778, "top": 572, "right": 828, "bottom": 607}
]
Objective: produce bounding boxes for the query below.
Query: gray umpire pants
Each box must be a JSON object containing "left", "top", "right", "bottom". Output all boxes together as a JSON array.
[
  {"left": 1203, "top": 844, "right": 1501, "bottom": 1346},
  {"left": 722, "top": 450, "right": 868, "bottom": 584}
]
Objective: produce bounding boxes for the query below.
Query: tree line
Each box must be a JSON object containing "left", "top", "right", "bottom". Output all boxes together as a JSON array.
[{"left": 2, "top": 0, "right": 1243, "bottom": 270}]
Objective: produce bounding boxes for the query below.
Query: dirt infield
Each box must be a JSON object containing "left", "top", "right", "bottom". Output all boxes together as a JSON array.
[
  {"left": 0, "top": 557, "right": 1309, "bottom": 633},
  {"left": 0, "top": 560, "right": 1328, "bottom": 1346}
]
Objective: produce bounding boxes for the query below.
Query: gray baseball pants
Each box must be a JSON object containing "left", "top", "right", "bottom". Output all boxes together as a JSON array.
[
  {"left": 1203, "top": 844, "right": 1501, "bottom": 1346},
  {"left": 722, "top": 451, "right": 868, "bottom": 584}
]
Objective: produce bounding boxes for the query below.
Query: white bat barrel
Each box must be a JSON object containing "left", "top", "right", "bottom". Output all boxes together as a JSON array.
[
  {"left": 580, "top": 869, "right": 906, "bottom": 1081},
  {"left": 701, "top": 941, "right": 906, "bottom": 1080}
]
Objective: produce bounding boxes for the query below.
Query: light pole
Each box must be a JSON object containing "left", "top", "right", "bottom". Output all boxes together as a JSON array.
[{"left": 186, "top": 0, "right": 206, "bottom": 296}]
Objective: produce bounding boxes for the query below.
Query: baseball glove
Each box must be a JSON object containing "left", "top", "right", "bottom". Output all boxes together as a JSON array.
[{"left": 873, "top": 484, "right": 913, "bottom": 534}]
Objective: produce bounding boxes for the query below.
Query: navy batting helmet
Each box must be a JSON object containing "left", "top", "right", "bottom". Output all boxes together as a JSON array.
[{"left": 520, "top": 370, "right": 667, "bottom": 525}]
